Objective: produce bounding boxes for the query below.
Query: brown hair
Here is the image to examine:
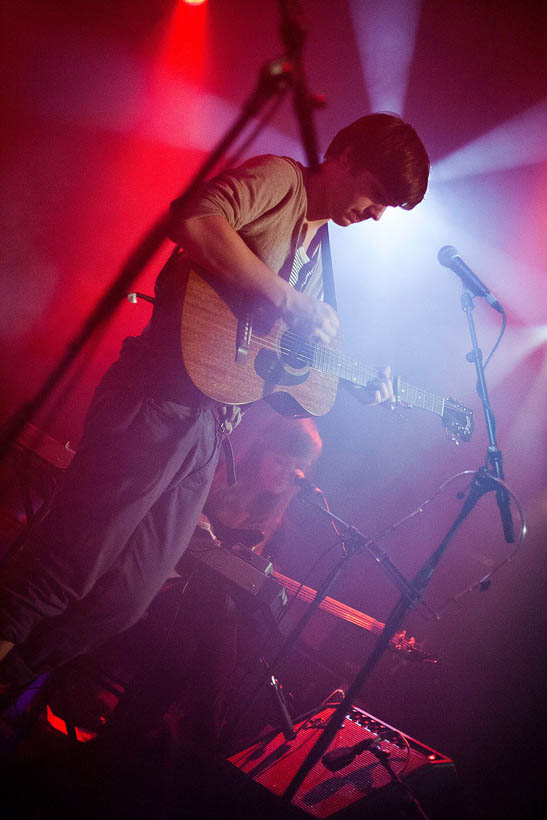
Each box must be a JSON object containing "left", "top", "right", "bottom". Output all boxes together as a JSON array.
[{"left": 325, "top": 112, "right": 430, "bottom": 210}]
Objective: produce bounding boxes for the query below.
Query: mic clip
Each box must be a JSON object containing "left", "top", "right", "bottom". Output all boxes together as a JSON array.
[{"left": 294, "top": 475, "right": 322, "bottom": 496}]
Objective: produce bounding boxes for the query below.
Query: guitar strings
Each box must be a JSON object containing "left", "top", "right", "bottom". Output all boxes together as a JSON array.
[
  {"left": 269, "top": 330, "right": 454, "bottom": 407},
  {"left": 254, "top": 327, "right": 358, "bottom": 369},
  {"left": 250, "top": 328, "right": 383, "bottom": 382},
  {"left": 244, "top": 334, "right": 459, "bottom": 410},
  {"left": 248, "top": 334, "right": 374, "bottom": 386},
  {"left": 195, "top": 310, "right": 465, "bottom": 413}
]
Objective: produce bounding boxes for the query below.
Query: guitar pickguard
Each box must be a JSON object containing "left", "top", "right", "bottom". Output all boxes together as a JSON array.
[{"left": 254, "top": 348, "right": 310, "bottom": 391}]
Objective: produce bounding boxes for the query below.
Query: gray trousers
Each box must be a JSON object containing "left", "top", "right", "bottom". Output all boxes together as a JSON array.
[{"left": 0, "top": 384, "right": 221, "bottom": 685}]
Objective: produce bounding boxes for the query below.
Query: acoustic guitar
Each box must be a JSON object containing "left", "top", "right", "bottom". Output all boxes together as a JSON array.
[{"left": 180, "top": 268, "right": 473, "bottom": 443}]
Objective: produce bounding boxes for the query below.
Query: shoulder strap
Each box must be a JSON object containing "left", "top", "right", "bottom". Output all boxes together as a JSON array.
[{"left": 318, "top": 224, "right": 337, "bottom": 310}]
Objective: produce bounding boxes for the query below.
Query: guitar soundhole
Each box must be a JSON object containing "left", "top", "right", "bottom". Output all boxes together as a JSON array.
[{"left": 279, "top": 331, "right": 312, "bottom": 370}]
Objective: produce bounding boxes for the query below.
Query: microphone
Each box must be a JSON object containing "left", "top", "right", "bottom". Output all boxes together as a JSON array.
[
  {"left": 294, "top": 473, "right": 323, "bottom": 495},
  {"left": 321, "top": 745, "right": 361, "bottom": 772},
  {"left": 322, "top": 737, "right": 387, "bottom": 772},
  {"left": 437, "top": 246, "right": 503, "bottom": 313}
]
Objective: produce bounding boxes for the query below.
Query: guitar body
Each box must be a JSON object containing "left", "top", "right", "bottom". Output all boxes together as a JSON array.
[
  {"left": 180, "top": 268, "right": 473, "bottom": 442},
  {"left": 180, "top": 268, "right": 338, "bottom": 416}
]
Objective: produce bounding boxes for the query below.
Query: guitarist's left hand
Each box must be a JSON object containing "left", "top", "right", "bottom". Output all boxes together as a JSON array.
[{"left": 346, "top": 366, "right": 394, "bottom": 407}]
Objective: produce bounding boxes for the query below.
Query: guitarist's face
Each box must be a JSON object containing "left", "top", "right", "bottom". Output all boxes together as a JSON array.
[{"left": 326, "top": 149, "right": 390, "bottom": 228}]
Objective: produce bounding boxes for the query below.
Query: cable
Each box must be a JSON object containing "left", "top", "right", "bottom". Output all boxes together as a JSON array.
[
  {"left": 366, "top": 469, "right": 527, "bottom": 620},
  {"left": 379, "top": 734, "right": 430, "bottom": 819},
  {"left": 483, "top": 305, "right": 507, "bottom": 369}
]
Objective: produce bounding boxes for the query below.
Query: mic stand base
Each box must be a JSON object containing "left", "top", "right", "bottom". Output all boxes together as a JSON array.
[{"left": 269, "top": 674, "right": 296, "bottom": 741}]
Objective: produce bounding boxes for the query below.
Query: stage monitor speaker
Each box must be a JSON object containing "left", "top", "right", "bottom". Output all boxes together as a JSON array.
[{"left": 227, "top": 700, "right": 459, "bottom": 819}]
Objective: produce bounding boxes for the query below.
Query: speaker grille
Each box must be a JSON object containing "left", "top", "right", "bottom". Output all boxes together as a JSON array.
[{"left": 229, "top": 704, "right": 454, "bottom": 818}]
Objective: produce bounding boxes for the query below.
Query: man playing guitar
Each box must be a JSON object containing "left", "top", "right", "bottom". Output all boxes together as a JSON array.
[{"left": 0, "top": 114, "right": 430, "bottom": 700}]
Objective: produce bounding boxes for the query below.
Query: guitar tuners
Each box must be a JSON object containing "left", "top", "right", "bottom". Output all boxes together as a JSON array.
[
  {"left": 445, "top": 428, "right": 460, "bottom": 445},
  {"left": 443, "top": 396, "right": 474, "bottom": 443}
]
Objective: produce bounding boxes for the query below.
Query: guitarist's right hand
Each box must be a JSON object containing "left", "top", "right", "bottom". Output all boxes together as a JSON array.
[
  {"left": 170, "top": 215, "right": 339, "bottom": 345},
  {"left": 283, "top": 289, "right": 340, "bottom": 345}
]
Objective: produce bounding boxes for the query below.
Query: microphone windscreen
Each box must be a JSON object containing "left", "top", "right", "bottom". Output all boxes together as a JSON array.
[{"left": 437, "top": 245, "right": 458, "bottom": 266}]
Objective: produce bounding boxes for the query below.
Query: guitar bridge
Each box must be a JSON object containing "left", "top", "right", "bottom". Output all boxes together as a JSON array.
[{"left": 235, "top": 308, "right": 253, "bottom": 363}]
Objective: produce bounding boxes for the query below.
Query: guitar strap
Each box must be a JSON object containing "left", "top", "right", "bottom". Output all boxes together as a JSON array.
[{"left": 318, "top": 223, "right": 337, "bottom": 311}]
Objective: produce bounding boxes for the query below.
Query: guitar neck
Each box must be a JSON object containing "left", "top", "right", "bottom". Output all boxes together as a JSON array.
[{"left": 310, "top": 345, "right": 445, "bottom": 418}]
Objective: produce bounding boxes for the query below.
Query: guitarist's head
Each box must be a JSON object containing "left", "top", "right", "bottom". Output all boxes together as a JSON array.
[{"left": 313, "top": 113, "right": 430, "bottom": 228}]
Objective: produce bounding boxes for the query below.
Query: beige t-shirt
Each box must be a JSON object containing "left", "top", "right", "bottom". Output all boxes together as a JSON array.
[
  {"left": 171, "top": 154, "right": 310, "bottom": 280},
  {"left": 105, "top": 155, "right": 325, "bottom": 406}
]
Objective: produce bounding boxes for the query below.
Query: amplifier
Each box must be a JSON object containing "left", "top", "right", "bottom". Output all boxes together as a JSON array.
[{"left": 227, "top": 701, "right": 459, "bottom": 819}]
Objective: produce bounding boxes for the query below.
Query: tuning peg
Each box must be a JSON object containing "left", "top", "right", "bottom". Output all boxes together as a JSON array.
[{"left": 445, "top": 428, "right": 460, "bottom": 445}]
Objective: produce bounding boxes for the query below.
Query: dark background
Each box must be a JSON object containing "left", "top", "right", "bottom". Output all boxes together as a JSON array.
[{"left": 1, "top": 1, "right": 546, "bottom": 817}]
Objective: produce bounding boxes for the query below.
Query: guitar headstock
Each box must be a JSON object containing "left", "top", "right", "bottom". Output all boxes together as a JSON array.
[
  {"left": 391, "top": 376, "right": 473, "bottom": 444},
  {"left": 442, "top": 397, "right": 474, "bottom": 444}
]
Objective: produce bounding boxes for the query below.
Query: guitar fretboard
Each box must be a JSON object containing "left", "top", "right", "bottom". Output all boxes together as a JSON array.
[
  {"left": 310, "top": 345, "right": 445, "bottom": 417},
  {"left": 312, "top": 346, "right": 376, "bottom": 388},
  {"left": 393, "top": 378, "right": 445, "bottom": 417}
]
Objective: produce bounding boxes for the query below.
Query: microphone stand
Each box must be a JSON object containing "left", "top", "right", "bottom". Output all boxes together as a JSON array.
[
  {"left": 461, "top": 288, "right": 514, "bottom": 543},
  {"left": 282, "top": 500, "right": 428, "bottom": 802},
  {"left": 282, "top": 481, "right": 496, "bottom": 801},
  {"left": 278, "top": 0, "right": 321, "bottom": 170},
  {"left": 282, "top": 288, "right": 516, "bottom": 803}
]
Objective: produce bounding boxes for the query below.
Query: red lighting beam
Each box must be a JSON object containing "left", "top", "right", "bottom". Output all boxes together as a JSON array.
[{"left": 157, "top": 0, "right": 209, "bottom": 80}]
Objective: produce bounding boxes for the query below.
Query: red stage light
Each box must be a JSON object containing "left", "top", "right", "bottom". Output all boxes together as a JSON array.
[
  {"left": 46, "top": 704, "right": 98, "bottom": 743},
  {"left": 158, "top": 0, "right": 209, "bottom": 79}
]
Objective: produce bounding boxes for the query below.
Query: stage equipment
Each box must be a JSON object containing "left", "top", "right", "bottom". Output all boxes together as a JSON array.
[
  {"left": 437, "top": 244, "right": 520, "bottom": 545},
  {"left": 189, "top": 538, "right": 432, "bottom": 660},
  {"left": 1, "top": 424, "right": 76, "bottom": 563},
  {"left": 190, "top": 539, "right": 286, "bottom": 625},
  {"left": 271, "top": 421, "right": 525, "bottom": 803},
  {"left": 218, "top": 466, "right": 446, "bottom": 753},
  {"left": 228, "top": 700, "right": 458, "bottom": 819}
]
